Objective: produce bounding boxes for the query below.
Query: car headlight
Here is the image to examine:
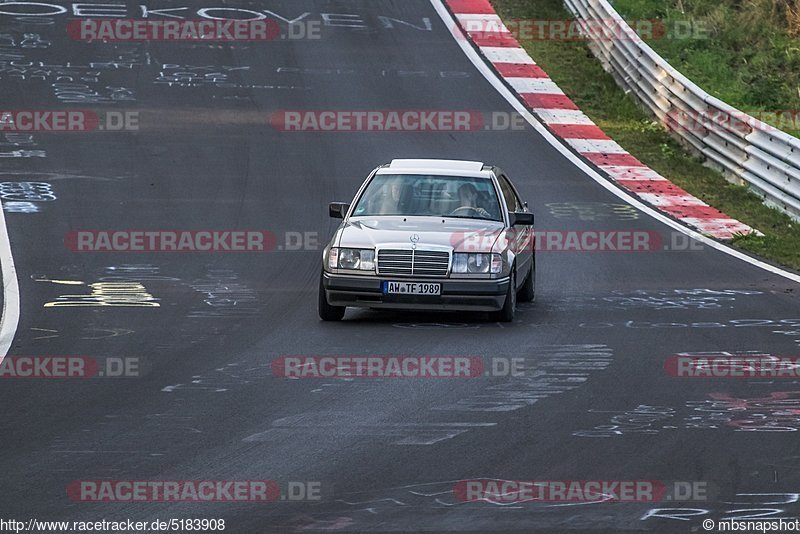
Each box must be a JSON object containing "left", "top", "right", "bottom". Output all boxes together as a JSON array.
[
  {"left": 452, "top": 253, "right": 502, "bottom": 274},
  {"left": 329, "top": 247, "right": 375, "bottom": 271}
]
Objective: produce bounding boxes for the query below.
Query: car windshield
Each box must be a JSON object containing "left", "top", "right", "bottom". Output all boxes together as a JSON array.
[{"left": 352, "top": 174, "right": 503, "bottom": 221}]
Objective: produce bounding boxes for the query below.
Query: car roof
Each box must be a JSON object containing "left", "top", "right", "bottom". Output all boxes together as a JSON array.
[
  {"left": 378, "top": 159, "right": 493, "bottom": 178},
  {"left": 388, "top": 159, "right": 484, "bottom": 171}
]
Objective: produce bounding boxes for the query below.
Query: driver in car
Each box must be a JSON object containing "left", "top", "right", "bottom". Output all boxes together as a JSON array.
[{"left": 452, "top": 183, "right": 491, "bottom": 218}]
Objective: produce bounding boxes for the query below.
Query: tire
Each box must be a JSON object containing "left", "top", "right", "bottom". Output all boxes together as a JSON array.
[
  {"left": 318, "top": 272, "right": 345, "bottom": 321},
  {"left": 489, "top": 268, "right": 515, "bottom": 323},
  {"left": 517, "top": 256, "right": 535, "bottom": 303}
]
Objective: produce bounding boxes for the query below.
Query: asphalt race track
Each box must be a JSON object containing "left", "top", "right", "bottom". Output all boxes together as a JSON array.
[{"left": 0, "top": 1, "right": 799, "bottom": 532}]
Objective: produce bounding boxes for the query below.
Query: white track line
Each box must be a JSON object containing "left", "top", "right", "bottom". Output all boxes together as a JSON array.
[
  {"left": 0, "top": 200, "right": 19, "bottom": 362},
  {"left": 430, "top": 0, "right": 800, "bottom": 284}
]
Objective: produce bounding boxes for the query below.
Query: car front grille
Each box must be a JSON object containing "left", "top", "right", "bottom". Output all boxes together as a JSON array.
[{"left": 377, "top": 249, "right": 450, "bottom": 277}]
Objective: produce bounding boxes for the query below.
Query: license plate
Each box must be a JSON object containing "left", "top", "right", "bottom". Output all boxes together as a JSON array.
[{"left": 382, "top": 281, "right": 441, "bottom": 296}]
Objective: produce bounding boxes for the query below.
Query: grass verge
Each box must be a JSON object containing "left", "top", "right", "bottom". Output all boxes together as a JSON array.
[{"left": 614, "top": 0, "right": 800, "bottom": 138}]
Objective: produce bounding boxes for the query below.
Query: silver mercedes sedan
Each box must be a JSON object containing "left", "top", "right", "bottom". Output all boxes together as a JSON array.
[{"left": 319, "top": 159, "right": 535, "bottom": 322}]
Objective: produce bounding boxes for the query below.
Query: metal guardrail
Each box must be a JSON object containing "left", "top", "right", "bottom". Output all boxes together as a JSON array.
[{"left": 562, "top": 0, "right": 800, "bottom": 220}]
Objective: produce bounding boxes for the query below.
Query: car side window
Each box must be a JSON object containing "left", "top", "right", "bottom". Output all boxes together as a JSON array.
[{"left": 498, "top": 174, "right": 522, "bottom": 212}]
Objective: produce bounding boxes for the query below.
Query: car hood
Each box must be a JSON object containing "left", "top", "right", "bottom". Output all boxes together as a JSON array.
[{"left": 336, "top": 216, "right": 506, "bottom": 252}]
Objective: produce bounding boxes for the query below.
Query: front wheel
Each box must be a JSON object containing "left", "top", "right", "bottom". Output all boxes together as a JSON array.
[
  {"left": 489, "top": 269, "right": 515, "bottom": 323},
  {"left": 318, "top": 272, "right": 345, "bottom": 321}
]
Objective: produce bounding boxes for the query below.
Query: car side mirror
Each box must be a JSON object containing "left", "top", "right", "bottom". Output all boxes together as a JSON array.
[
  {"left": 510, "top": 212, "right": 534, "bottom": 225},
  {"left": 329, "top": 202, "right": 350, "bottom": 219}
]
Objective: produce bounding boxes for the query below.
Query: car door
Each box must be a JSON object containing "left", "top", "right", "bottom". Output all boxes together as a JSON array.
[{"left": 496, "top": 171, "right": 533, "bottom": 286}]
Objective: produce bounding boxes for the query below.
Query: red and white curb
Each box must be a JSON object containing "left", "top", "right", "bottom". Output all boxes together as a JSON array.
[{"left": 446, "top": 0, "right": 757, "bottom": 240}]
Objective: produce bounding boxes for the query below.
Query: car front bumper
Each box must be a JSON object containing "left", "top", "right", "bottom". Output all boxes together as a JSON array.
[{"left": 322, "top": 272, "right": 510, "bottom": 312}]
